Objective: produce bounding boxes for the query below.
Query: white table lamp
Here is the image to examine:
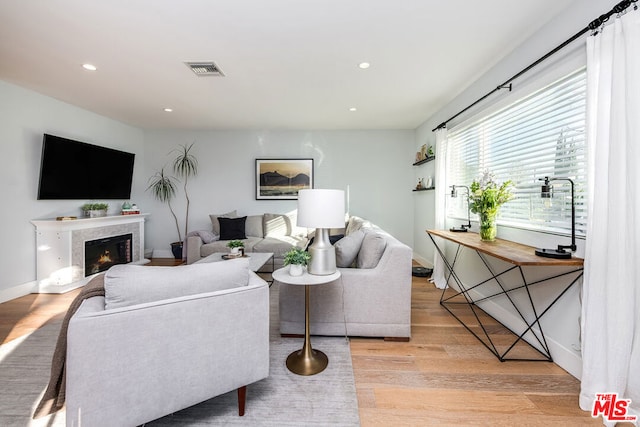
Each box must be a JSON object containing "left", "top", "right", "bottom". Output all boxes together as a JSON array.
[{"left": 297, "top": 189, "right": 345, "bottom": 275}]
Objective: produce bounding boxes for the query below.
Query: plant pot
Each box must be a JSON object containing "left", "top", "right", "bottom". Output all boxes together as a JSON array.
[
  {"left": 230, "top": 247, "right": 241, "bottom": 255},
  {"left": 170, "top": 242, "right": 183, "bottom": 260},
  {"left": 289, "top": 264, "right": 304, "bottom": 276},
  {"left": 84, "top": 209, "right": 108, "bottom": 218}
]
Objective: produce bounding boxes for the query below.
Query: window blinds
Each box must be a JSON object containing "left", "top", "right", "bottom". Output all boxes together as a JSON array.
[{"left": 447, "top": 68, "right": 587, "bottom": 235}]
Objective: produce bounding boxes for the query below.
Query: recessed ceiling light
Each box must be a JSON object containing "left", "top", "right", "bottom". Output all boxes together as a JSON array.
[
  {"left": 358, "top": 62, "right": 370, "bottom": 69},
  {"left": 349, "top": 107, "right": 357, "bottom": 112},
  {"left": 163, "top": 108, "right": 173, "bottom": 113},
  {"left": 82, "top": 63, "right": 97, "bottom": 71}
]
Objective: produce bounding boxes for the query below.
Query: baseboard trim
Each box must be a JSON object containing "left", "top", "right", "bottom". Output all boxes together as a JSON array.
[
  {"left": 0, "top": 281, "right": 38, "bottom": 304},
  {"left": 412, "top": 253, "right": 433, "bottom": 268}
]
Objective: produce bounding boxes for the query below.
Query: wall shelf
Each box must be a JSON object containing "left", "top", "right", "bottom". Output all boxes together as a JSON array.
[
  {"left": 413, "top": 156, "right": 435, "bottom": 166},
  {"left": 413, "top": 187, "right": 435, "bottom": 192}
]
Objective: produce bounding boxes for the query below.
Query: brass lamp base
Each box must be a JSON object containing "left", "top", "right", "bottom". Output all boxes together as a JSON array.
[{"left": 286, "top": 347, "right": 328, "bottom": 376}]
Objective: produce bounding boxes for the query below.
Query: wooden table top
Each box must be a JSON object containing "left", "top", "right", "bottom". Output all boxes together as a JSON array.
[{"left": 427, "top": 229, "right": 584, "bottom": 267}]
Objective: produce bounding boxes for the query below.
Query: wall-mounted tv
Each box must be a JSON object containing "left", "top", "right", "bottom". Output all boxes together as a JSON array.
[{"left": 37, "top": 134, "right": 135, "bottom": 200}]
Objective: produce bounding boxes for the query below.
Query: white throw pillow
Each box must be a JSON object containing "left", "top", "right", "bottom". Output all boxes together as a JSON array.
[
  {"left": 335, "top": 229, "right": 365, "bottom": 268},
  {"left": 356, "top": 230, "right": 387, "bottom": 269},
  {"left": 104, "top": 257, "right": 250, "bottom": 310},
  {"left": 264, "top": 213, "right": 292, "bottom": 237},
  {"left": 345, "top": 216, "right": 372, "bottom": 235}
]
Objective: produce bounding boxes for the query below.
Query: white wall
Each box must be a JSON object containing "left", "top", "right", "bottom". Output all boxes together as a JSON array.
[
  {"left": 0, "top": 80, "right": 145, "bottom": 302},
  {"left": 0, "top": 79, "right": 414, "bottom": 301},
  {"left": 141, "top": 130, "right": 415, "bottom": 257},
  {"left": 412, "top": 0, "right": 621, "bottom": 378}
]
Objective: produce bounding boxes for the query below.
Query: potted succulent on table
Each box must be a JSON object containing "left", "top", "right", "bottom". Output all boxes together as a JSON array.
[
  {"left": 147, "top": 143, "right": 198, "bottom": 259},
  {"left": 82, "top": 202, "right": 109, "bottom": 218},
  {"left": 227, "top": 240, "right": 245, "bottom": 256},
  {"left": 283, "top": 247, "right": 311, "bottom": 276}
]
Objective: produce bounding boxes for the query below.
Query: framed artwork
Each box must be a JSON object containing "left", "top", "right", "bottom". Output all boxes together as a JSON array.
[{"left": 255, "top": 158, "right": 314, "bottom": 200}]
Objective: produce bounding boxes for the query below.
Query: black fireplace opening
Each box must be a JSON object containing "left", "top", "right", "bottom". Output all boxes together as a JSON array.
[{"left": 85, "top": 233, "right": 133, "bottom": 276}]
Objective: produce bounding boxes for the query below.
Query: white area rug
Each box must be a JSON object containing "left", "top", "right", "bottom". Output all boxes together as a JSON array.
[{"left": 0, "top": 283, "right": 360, "bottom": 426}]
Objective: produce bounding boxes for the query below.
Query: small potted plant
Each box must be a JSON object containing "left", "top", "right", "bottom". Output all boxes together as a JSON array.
[
  {"left": 227, "top": 240, "right": 245, "bottom": 255},
  {"left": 283, "top": 247, "right": 311, "bottom": 276},
  {"left": 82, "top": 202, "right": 109, "bottom": 218}
]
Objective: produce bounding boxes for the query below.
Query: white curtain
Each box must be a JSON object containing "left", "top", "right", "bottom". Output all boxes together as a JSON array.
[
  {"left": 430, "top": 127, "right": 448, "bottom": 289},
  {"left": 580, "top": 8, "right": 640, "bottom": 425}
]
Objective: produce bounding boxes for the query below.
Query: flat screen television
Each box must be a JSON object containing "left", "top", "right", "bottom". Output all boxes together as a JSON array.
[{"left": 37, "top": 134, "right": 135, "bottom": 200}]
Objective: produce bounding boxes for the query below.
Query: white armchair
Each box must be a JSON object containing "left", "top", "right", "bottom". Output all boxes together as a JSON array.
[{"left": 65, "top": 261, "right": 269, "bottom": 427}]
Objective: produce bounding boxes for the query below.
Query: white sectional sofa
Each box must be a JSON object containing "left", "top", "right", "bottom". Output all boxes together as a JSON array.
[
  {"left": 278, "top": 216, "right": 413, "bottom": 340},
  {"left": 186, "top": 210, "right": 310, "bottom": 268}
]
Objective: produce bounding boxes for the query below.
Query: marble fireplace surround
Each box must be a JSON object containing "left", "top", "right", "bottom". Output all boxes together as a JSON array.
[{"left": 31, "top": 214, "right": 148, "bottom": 293}]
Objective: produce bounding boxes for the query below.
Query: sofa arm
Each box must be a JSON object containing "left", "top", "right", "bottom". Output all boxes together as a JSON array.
[
  {"left": 66, "top": 275, "right": 269, "bottom": 427},
  {"left": 186, "top": 235, "right": 203, "bottom": 264}
]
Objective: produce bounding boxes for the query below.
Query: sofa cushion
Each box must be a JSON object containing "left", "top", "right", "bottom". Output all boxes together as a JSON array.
[
  {"left": 104, "top": 258, "right": 250, "bottom": 309},
  {"left": 356, "top": 230, "right": 387, "bottom": 269},
  {"left": 253, "top": 235, "right": 309, "bottom": 258},
  {"left": 210, "top": 210, "right": 237, "bottom": 235},
  {"left": 335, "top": 229, "right": 365, "bottom": 268},
  {"left": 245, "top": 215, "right": 264, "bottom": 238},
  {"left": 219, "top": 216, "right": 247, "bottom": 240}
]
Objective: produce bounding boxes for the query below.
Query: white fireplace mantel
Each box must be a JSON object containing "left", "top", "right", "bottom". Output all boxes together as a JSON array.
[{"left": 31, "top": 214, "right": 149, "bottom": 293}]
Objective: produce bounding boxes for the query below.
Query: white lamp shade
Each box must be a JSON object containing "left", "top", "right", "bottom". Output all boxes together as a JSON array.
[{"left": 297, "top": 189, "right": 345, "bottom": 228}]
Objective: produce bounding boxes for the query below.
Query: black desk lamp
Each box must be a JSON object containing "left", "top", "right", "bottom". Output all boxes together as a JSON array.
[
  {"left": 449, "top": 185, "right": 471, "bottom": 232},
  {"left": 534, "top": 176, "right": 577, "bottom": 259}
]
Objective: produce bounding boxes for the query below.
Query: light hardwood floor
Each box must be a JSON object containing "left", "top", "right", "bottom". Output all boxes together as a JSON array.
[{"left": 0, "top": 260, "right": 616, "bottom": 426}]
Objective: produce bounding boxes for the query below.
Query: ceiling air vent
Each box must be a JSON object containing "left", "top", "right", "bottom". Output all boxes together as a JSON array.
[{"left": 185, "top": 61, "right": 225, "bottom": 77}]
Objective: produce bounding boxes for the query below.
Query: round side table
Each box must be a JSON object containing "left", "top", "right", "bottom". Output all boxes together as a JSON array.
[{"left": 272, "top": 267, "right": 341, "bottom": 375}]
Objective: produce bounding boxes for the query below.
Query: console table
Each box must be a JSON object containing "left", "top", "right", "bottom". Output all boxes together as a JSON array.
[{"left": 427, "top": 229, "right": 583, "bottom": 362}]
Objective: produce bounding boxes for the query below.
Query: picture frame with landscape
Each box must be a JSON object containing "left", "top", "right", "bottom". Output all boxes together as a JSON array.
[{"left": 255, "top": 158, "right": 314, "bottom": 200}]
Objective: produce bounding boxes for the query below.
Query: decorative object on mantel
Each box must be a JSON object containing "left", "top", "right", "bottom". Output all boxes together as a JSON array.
[
  {"left": 283, "top": 247, "right": 311, "bottom": 276},
  {"left": 469, "top": 171, "right": 514, "bottom": 242},
  {"left": 146, "top": 143, "right": 198, "bottom": 259},
  {"left": 121, "top": 201, "right": 141, "bottom": 215},
  {"left": 449, "top": 185, "right": 471, "bottom": 232},
  {"left": 535, "top": 176, "right": 577, "bottom": 259},
  {"left": 81, "top": 202, "right": 109, "bottom": 218}
]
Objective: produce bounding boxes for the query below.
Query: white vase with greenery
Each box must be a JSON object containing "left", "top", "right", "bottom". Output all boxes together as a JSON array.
[{"left": 283, "top": 247, "right": 311, "bottom": 276}]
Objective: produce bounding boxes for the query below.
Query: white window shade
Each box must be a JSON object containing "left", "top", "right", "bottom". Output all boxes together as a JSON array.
[{"left": 447, "top": 68, "right": 587, "bottom": 235}]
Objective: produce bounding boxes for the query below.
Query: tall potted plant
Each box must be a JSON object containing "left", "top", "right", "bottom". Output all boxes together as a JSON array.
[{"left": 147, "top": 143, "right": 198, "bottom": 259}]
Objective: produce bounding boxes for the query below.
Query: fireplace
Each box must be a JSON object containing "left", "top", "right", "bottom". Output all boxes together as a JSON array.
[{"left": 85, "top": 233, "right": 133, "bottom": 276}]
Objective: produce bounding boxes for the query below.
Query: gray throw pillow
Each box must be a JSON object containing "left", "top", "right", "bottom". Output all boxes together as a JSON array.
[
  {"left": 245, "top": 215, "right": 264, "bottom": 238},
  {"left": 356, "top": 230, "right": 387, "bottom": 269},
  {"left": 209, "top": 210, "right": 237, "bottom": 235},
  {"left": 335, "top": 229, "right": 365, "bottom": 268},
  {"left": 104, "top": 258, "right": 250, "bottom": 310}
]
